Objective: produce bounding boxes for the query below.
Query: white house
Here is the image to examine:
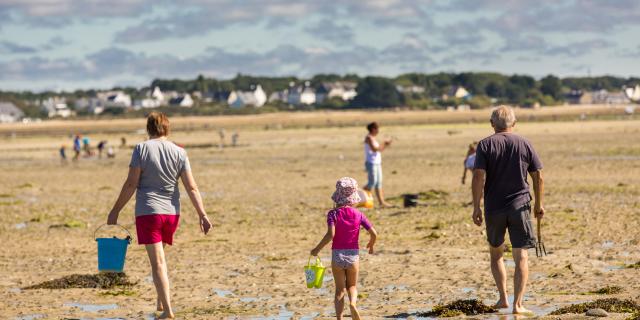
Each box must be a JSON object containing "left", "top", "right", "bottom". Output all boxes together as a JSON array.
[
  {"left": 0, "top": 102, "right": 24, "bottom": 123},
  {"left": 396, "top": 85, "right": 425, "bottom": 94},
  {"left": 449, "top": 86, "right": 471, "bottom": 99},
  {"left": 97, "top": 91, "right": 132, "bottom": 108},
  {"left": 624, "top": 84, "right": 640, "bottom": 101},
  {"left": 592, "top": 89, "right": 630, "bottom": 104},
  {"left": 227, "top": 85, "right": 267, "bottom": 108},
  {"left": 316, "top": 81, "right": 357, "bottom": 103},
  {"left": 169, "top": 94, "right": 194, "bottom": 107},
  {"left": 288, "top": 82, "right": 316, "bottom": 105},
  {"left": 75, "top": 97, "right": 105, "bottom": 114},
  {"left": 150, "top": 86, "right": 164, "bottom": 102},
  {"left": 134, "top": 98, "right": 162, "bottom": 109},
  {"left": 42, "top": 97, "right": 72, "bottom": 118}
]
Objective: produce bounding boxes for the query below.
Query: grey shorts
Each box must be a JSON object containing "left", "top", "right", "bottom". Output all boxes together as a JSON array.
[
  {"left": 485, "top": 203, "right": 536, "bottom": 249},
  {"left": 332, "top": 249, "right": 360, "bottom": 269}
]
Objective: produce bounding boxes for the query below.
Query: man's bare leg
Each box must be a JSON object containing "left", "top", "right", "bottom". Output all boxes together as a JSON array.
[
  {"left": 489, "top": 245, "right": 509, "bottom": 309},
  {"left": 512, "top": 248, "right": 531, "bottom": 314}
]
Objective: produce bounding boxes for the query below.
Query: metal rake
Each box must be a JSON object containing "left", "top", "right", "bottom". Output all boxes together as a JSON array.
[{"left": 535, "top": 217, "right": 547, "bottom": 257}]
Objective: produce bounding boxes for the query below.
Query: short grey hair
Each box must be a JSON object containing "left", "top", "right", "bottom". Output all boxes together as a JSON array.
[{"left": 491, "top": 105, "right": 516, "bottom": 130}]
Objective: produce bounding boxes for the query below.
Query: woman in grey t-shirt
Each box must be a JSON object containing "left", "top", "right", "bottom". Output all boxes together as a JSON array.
[{"left": 107, "top": 112, "right": 211, "bottom": 319}]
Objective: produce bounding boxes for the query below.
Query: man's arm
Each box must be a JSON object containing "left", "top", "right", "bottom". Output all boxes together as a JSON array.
[
  {"left": 471, "top": 169, "right": 486, "bottom": 226},
  {"left": 529, "top": 170, "right": 545, "bottom": 219}
]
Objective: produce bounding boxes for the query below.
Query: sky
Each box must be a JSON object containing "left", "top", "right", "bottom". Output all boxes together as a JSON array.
[{"left": 0, "top": 0, "right": 639, "bottom": 92}]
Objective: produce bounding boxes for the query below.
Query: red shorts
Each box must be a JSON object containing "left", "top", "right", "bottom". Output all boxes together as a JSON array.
[{"left": 135, "top": 214, "right": 180, "bottom": 245}]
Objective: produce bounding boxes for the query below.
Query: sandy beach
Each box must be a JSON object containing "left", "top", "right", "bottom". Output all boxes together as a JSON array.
[{"left": 1, "top": 112, "right": 639, "bottom": 319}]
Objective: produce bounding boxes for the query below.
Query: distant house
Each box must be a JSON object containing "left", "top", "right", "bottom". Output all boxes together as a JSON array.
[
  {"left": 96, "top": 91, "right": 132, "bottom": 109},
  {"left": 316, "top": 81, "right": 357, "bottom": 103},
  {"left": 205, "top": 91, "right": 233, "bottom": 103},
  {"left": 396, "top": 85, "right": 425, "bottom": 94},
  {"left": 227, "top": 85, "right": 267, "bottom": 108},
  {"left": 169, "top": 94, "right": 194, "bottom": 108},
  {"left": 565, "top": 90, "right": 593, "bottom": 105},
  {"left": 134, "top": 98, "right": 161, "bottom": 109},
  {"left": 444, "top": 86, "right": 471, "bottom": 100},
  {"left": 268, "top": 90, "right": 288, "bottom": 103},
  {"left": 134, "top": 86, "right": 165, "bottom": 109},
  {"left": 288, "top": 82, "right": 316, "bottom": 105},
  {"left": 0, "top": 101, "right": 24, "bottom": 123},
  {"left": 75, "top": 97, "right": 105, "bottom": 114},
  {"left": 42, "top": 97, "right": 72, "bottom": 118},
  {"left": 150, "top": 86, "right": 164, "bottom": 102},
  {"left": 624, "top": 84, "right": 640, "bottom": 101},
  {"left": 592, "top": 90, "right": 630, "bottom": 104}
]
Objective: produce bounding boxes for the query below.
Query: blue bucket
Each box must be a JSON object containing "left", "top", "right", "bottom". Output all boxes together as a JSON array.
[{"left": 95, "top": 224, "right": 132, "bottom": 273}]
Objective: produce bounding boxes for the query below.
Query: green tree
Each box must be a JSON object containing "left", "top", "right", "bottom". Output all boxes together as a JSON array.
[
  {"left": 351, "top": 76, "right": 403, "bottom": 108},
  {"left": 540, "top": 75, "right": 563, "bottom": 100}
]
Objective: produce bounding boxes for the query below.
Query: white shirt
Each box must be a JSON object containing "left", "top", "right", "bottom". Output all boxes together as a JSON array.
[{"left": 364, "top": 136, "right": 381, "bottom": 164}]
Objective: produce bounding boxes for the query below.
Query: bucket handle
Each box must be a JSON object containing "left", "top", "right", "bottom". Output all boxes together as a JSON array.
[
  {"left": 307, "top": 256, "right": 323, "bottom": 268},
  {"left": 94, "top": 224, "right": 132, "bottom": 243}
]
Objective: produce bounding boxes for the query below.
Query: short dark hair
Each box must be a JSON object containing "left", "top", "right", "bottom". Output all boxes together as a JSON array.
[
  {"left": 367, "top": 122, "right": 379, "bottom": 132},
  {"left": 146, "top": 112, "right": 170, "bottom": 137}
]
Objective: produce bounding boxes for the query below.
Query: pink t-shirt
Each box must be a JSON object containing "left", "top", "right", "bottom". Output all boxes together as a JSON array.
[{"left": 327, "top": 206, "right": 372, "bottom": 250}]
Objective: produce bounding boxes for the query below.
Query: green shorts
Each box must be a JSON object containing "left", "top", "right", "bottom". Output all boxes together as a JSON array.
[{"left": 485, "top": 203, "right": 536, "bottom": 249}]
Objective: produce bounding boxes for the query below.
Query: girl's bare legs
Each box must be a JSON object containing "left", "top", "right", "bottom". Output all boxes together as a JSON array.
[
  {"left": 331, "top": 265, "right": 347, "bottom": 319},
  {"left": 146, "top": 243, "right": 174, "bottom": 319},
  {"left": 345, "top": 262, "right": 361, "bottom": 320}
]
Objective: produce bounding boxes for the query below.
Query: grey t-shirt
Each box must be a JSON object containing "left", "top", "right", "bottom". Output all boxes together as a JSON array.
[
  {"left": 129, "top": 139, "right": 191, "bottom": 216},
  {"left": 474, "top": 132, "right": 542, "bottom": 214}
]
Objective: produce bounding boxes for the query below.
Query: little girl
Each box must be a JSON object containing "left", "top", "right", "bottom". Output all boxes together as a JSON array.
[
  {"left": 311, "top": 177, "right": 378, "bottom": 320},
  {"left": 461, "top": 141, "right": 478, "bottom": 184}
]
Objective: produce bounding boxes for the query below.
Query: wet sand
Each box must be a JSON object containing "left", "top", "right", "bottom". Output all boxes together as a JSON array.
[{"left": 1, "top": 117, "right": 639, "bottom": 319}]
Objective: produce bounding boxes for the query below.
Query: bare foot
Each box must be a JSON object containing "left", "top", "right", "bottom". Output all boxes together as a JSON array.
[
  {"left": 156, "top": 311, "right": 175, "bottom": 319},
  {"left": 513, "top": 305, "right": 533, "bottom": 315},
  {"left": 495, "top": 299, "right": 510, "bottom": 309},
  {"left": 156, "top": 299, "right": 163, "bottom": 312},
  {"left": 379, "top": 202, "right": 395, "bottom": 208},
  {"left": 349, "top": 303, "right": 361, "bottom": 320}
]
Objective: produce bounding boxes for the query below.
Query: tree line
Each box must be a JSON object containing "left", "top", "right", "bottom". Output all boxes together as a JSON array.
[{"left": 2, "top": 72, "right": 639, "bottom": 118}]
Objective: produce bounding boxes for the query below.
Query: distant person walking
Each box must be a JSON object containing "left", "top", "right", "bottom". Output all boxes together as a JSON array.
[
  {"left": 107, "top": 112, "right": 212, "bottom": 319},
  {"left": 120, "top": 136, "right": 127, "bottom": 148},
  {"left": 461, "top": 141, "right": 478, "bottom": 184},
  {"left": 73, "top": 135, "right": 81, "bottom": 161},
  {"left": 364, "top": 122, "right": 392, "bottom": 207},
  {"left": 82, "top": 136, "right": 91, "bottom": 156},
  {"left": 59, "top": 145, "right": 67, "bottom": 164},
  {"left": 97, "top": 140, "right": 107, "bottom": 158},
  {"left": 471, "top": 106, "right": 545, "bottom": 314}
]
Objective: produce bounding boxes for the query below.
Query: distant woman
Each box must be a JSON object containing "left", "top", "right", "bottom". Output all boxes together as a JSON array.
[
  {"left": 107, "top": 112, "right": 212, "bottom": 319},
  {"left": 364, "top": 122, "right": 392, "bottom": 207}
]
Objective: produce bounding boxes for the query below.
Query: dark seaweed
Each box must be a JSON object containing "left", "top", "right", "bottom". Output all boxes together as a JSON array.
[
  {"left": 550, "top": 298, "right": 640, "bottom": 315},
  {"left": 24, "top": 273, "right": 136, "bottom": 290}
]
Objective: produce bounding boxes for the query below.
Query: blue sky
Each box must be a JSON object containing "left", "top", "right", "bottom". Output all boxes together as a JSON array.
[{"left": 0, "top": 0, "right": 639, "bottom": 91}]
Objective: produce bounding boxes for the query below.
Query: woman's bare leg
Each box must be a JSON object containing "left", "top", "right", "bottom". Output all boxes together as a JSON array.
[
  {"left": 332, "top": 265, "right": 347, "bottom": 320},
  {"left": 156, "top": 243, "right": 167, "bottom": 312},
  {"left": 146, "top": 243, "right": 174, "bottom": 319},
  {"left": 345, "top": 261, "right": 361, "bottom": 320}
]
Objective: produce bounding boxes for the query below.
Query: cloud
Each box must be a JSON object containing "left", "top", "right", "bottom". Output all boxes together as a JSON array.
[
  {"left": 501, "top": 36, "right": 614, "bottom": 57},
  {"left": 0, "top": 39, "right": 441, "bottom": 84},
  {"left": 304, "top": 19, "right": 355, "bottom": 45},
  {"left": 0, "top": 40, "right": 37, "bottom": 54},
  {"left": 0, "top": 36, "right": 72, "bottom": 54}
]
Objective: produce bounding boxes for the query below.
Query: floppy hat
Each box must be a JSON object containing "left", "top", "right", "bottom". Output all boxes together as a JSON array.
[{"left": 331, "top": 177, "right": 361, "bottom": 206}]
